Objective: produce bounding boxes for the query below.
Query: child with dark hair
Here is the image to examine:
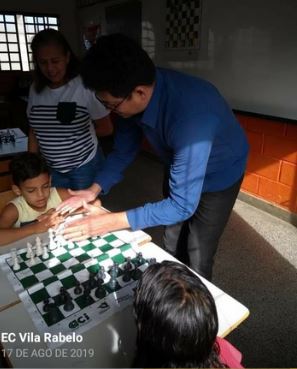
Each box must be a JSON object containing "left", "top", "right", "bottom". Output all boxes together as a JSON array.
[
  {"left": 133, "top": 260, "right": 243, "bottom": 368},
  {"left": 0, "top": 152, "right": 76, "bottom": 246}
]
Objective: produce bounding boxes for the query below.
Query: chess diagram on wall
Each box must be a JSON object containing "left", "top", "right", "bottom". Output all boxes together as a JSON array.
[{"left": 165, "top": 0, "right": 202, "bottom": 49}]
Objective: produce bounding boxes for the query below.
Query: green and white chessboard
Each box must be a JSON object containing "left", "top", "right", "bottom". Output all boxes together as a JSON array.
[{"left": 0, "top": 233, "right": 149, "bottom": 348}]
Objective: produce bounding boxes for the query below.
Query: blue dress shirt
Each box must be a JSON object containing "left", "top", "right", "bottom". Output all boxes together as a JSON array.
[{"left": 95, "top": 68, "right": 249, "bottom": 230}]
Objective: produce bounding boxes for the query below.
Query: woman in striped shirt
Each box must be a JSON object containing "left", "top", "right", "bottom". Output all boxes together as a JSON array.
[{"left": 27, "top": 29, "right": 112, "bottom": 190}]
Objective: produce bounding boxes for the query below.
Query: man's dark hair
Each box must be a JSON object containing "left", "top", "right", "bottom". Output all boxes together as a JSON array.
[
  {"left": 133, "top": 260, "right": 227, "bottom": 368},
  {"left": 31, "top": 28, "right": 80, "bottom": 93},
  {"left": 10, "top": 152, "right": 50, "bottom": 186},
  {"left": 81, "top": 33, "right": 156, "bottom": 97}
]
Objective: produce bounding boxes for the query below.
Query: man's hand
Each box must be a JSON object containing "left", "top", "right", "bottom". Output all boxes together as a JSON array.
[
  {"left": 56, "top": 183, "right": 101, "bottom": 215},
  {"left": 61, "top": 211, "right": 130, "bottom": 242},
  {"left": 81, "top": 201, "right": 107, "bottom": 216}
]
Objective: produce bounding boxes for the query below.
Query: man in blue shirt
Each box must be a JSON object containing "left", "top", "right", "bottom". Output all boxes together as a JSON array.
[{"left": 58, "top": 34, "right": 249, "bottom": 280}]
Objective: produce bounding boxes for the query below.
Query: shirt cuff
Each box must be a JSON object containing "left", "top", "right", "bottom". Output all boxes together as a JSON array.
[
  {"left": 127, "top": 208, "right": 146, "bottom": 230},
  {"left": 94, "top": 173, "right": 112, "bottom": 194}
]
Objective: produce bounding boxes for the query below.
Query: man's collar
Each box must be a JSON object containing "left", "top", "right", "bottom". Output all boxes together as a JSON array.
[{"left": 141, "top": 69, "right": 163, "bottom": 128}]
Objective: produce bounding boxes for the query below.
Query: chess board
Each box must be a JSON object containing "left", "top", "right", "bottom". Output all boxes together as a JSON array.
[
  {"left": 0, "top": 233, "right": 151, "bottom": 348},
  {"left": 165, "top": 0, "right": 201, "bottom": 49}
]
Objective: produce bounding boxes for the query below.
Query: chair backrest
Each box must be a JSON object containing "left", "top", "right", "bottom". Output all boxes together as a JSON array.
[{"left": 0, "top": 190, "right": 16, "bottom": 213}]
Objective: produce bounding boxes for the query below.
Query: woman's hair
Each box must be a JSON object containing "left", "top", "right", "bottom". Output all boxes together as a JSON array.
[
  {"left": 10, "top": 152, "right": 49, "bottom": 186},
  {"left": 133, "top": 260, "right": 227, "bottom": 368},
  {"left": 81, "top": 33, "right": 156, "bottom": 97},
  {"left": 31, "top": 28, "right": 80, "bottom": 92}
]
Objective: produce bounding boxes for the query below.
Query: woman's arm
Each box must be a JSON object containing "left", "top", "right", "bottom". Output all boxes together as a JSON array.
[
  {"left": 94, "top": 115, "right": 114, "bottom": 137},
  {"left": 28, "top": 127, "right": 40, "bottom": 153}
]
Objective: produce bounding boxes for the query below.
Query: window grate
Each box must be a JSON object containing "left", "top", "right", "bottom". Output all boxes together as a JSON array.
[{"left": 0, "top": 12, "right": 59, "bottom": 71}]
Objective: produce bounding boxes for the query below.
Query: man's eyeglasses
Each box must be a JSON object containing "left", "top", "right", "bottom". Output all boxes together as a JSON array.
[{"left": 95, "top": 93, "right": 130, "bottom": 112}]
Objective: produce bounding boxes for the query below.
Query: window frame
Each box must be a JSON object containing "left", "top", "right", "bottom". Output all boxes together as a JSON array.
[{"left": 0, "top": 11, "right": 60, "bottom": 71}]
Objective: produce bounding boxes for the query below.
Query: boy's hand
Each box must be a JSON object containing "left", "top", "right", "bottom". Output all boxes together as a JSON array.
[
  {"left": 36, "top": 208, "right": 56, "bottom": 222},
  {"left": 35, "top": 210, "right": 64, "bottom": 232}
]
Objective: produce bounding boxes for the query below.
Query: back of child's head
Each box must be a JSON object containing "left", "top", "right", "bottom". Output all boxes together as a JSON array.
[
  {"left": 133, "top": 260, "right": 226, "bottom": 368},
  {"left": 10, "top": 152, "right": 49, "bottom": 186}
]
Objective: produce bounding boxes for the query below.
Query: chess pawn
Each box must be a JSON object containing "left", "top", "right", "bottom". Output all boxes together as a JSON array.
[
  {"left": 26, "top": 242, "right": 34, "bottom": 258},
  {"left": 28, "top": 253, "right": 36, "bottom": 267},
  {"left": 12, "top": 255, "right": 20, "bottom": 271},
  {"left": 42, "top": 245, "right": 49, "bottom": 260},
  {"left": 68, "top": 241, "right": 75, "bottom": 249},
  {"left": 10, "top": 248, "right": 17, "bottom": 262},
  {"left": 35, "top": 237, "right": 43, "bottom": 256},
  {"left": 98, "top": 266, "right": 106, "bottom": 280}
]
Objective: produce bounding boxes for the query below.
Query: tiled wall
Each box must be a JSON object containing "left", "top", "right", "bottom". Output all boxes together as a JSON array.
[{"left": 236, "top": 113, "right": 297, "bottom": 215}]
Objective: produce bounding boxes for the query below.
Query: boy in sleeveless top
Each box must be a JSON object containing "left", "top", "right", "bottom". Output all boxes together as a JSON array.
[{"left": 0, "top": 152, "right": 100, "bottom": 246}]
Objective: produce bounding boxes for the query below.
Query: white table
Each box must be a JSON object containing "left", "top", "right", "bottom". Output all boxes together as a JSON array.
[{"left": 0, "top": 238, "right": 249, "bottom": 368}]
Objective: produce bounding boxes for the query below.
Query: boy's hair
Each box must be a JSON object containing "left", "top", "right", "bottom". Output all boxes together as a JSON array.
[
  {"left": 10, "top": 152, "right": 50, "bottom": 186},
  {"left": 31, "top": 28, "right": 80, "bottom": 93},
  {"left": 133, "top": 260, "right": 226, "bottom": 368},
  {"left": 81, "top": 33, "right": 156, "bottom": 97}
]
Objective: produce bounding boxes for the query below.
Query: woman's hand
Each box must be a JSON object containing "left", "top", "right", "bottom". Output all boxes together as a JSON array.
[{"left": 56, "top": 184, "right": 100, "bottom": 215}]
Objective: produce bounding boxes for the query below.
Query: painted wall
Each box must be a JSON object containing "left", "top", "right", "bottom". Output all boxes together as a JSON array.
[
  {"left": 0, "top": 0, "right": 80, "bottom": 54},
  {"left": 237, "top": 114, "right": 297, "bottom": 216}
]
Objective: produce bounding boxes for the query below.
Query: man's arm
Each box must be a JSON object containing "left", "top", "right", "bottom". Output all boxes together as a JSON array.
[
  {"left": 94, "top": 117, "right": 143, "bottom": 194},
  {"left": 126, "top": 113, "right": 219, "bottom": 230},
  {"left": 62, "top": 115, "right": 218, "bottom": 238},
  {"left": 56, "top": 118, "right": 142, "bottom": 214}
]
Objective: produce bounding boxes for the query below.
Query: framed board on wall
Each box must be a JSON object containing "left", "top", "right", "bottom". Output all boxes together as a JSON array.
[{"left": 165, "top": 0, "right": 202, "bottom": 49}]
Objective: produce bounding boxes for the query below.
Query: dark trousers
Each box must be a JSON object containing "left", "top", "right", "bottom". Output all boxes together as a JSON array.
[{"left": 163, "top": 174, "right": 243, "bottom": 280}]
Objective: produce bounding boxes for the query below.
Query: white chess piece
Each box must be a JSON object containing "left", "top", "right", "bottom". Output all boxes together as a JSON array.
[
  {"left": 28, "top": 253, "right": 36, "bottom": 267},
  {"left": 42, "top": 245, "right": 49, "bottom": 260},
  {"left": 26, "top": 242, "right": 34, "bottom": 258},
  {"left": 35, "top": 237, "right": 43, "bottom": 256},
  {"left": 13, "top": 255, "right": 20, "bottom": 271},
  {"left": 48, "top": 228, "right": 57, "bottom": 250},
  {"left": 11, "top": 249, "right": 20, "bottom": 271},
  {"left": 68, "top": 241, "right": 75, "bottom": 249},
  {"left": 10, "top": 248, "right": 17, "bottom": 261}
]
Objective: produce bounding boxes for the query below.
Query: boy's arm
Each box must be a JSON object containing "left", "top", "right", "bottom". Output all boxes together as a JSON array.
[
  {"left": 0, "top": 204, "right": 53, "bottom": 247},
  {"left": 0, "top": 204, "right": 37, "bottom": 246}
]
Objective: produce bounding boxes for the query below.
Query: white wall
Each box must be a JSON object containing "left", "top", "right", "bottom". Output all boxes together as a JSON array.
[
  {"left": 1, "top": 0, "right": 80, "bottom": 54},
  {"left": 144, "top": 0, "right": 297, "bottom": 120},
  {"left": 79, "top": 0, "right": 297, "bottom": 120}
]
